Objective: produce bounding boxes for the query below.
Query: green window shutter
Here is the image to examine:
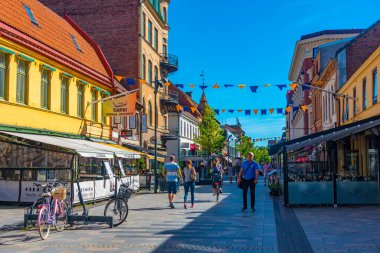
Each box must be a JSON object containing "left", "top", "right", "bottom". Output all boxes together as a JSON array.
[
  {"left": 41, "top": 70, "right": 48, "bottom": 108},
  {"left": 77, "top": 86, "right": 83, "bottom": 117},
  {"left": 0, "top": 52, "right": 6, "bottom": 99}
]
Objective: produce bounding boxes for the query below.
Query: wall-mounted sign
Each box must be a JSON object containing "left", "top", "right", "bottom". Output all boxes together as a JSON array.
[
  {"left": 103, "top": 93, "right": 137, "bottom": 117},
  {"left": 121, "top": 130, "right": 133, "bottom": 137},
  {"left": 141, "top": 114, "right": 148, "bottom": 133}
]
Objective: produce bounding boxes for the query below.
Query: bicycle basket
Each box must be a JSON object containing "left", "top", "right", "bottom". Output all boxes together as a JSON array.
[
  {"left": 52, "top": 187, "right": 67, "bottom": 201},
  {"left": 118, "top": 185, "right": 133, "bottom": 199}
]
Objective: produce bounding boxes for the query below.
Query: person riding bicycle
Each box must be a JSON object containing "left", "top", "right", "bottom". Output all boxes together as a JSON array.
[{"left": 211, "top": 159, "right": 223, "bottom": 196}]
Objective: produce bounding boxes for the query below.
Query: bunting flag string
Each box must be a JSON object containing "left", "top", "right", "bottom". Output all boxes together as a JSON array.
[
  {"left": 252, "top": 136, "right": 283, "bottom": 142},
  {"left": 206, "top": 106, "right": 307, "bottom": 116}
]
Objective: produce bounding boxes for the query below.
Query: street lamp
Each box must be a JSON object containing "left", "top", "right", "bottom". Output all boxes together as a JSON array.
[
  {"left": 153, "top": 77, "right": 165, "bottom": 193},
  {"left": 226, "top": 135, "right": 232, "bottom": 166}
]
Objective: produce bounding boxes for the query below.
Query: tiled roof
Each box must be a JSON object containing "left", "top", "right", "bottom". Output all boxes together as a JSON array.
[
  {"left": 300, "top": 29, "right": 364, "bottom": 40},
  {"left": 168, "top": 83, "right": 202, "bottom": 118},
  {"left": 0, "top": 0, "right": 109, "bottom": 78}
]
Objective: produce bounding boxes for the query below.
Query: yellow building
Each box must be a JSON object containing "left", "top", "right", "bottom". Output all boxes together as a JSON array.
[
  {"left": 0, "top": 0, "right": 114, "bottom": 139},
  {"left": 337, "top": 46, "right": 380, "bottom": 182}
]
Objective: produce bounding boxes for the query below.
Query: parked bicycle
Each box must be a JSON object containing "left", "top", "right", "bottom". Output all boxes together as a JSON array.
[
  {"left": 104, "top": 182, "right": 132, "bottom": 227},
  {"left": 33, "top": 182, "right": 69, "bottom": 240}
]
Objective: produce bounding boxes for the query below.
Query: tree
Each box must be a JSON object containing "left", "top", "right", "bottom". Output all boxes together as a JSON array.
[
  {"left": 237, "top": 136, "right": 271, "bottom": 163},
  {"left": 194, "top": 104, "right": 225, "bottom": 156}
]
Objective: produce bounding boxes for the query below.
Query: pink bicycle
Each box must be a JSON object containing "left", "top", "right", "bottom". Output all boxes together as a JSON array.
[{"left": 34, "top": 182, "right": 68, "bottom": 240}]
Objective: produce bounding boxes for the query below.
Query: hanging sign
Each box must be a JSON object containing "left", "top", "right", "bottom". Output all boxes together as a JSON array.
[
  {"left": 103, "top": 92, "right": 137, "bottom": 117},
  {"left": 141, "top": 114, "right": 148, "bottom": 133}
]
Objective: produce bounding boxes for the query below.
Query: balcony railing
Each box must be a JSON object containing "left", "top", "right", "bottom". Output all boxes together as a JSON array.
[{"left": 160, "top": 53, "right": 178, "bottom": 73}]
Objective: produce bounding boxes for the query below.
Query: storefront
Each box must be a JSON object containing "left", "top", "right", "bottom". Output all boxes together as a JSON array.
[
  {"left": 279, "top": 116, "right": 380, "bottom": 206},
  {"left": 0, "top": 131, "right": 141, "bottom": 204}
]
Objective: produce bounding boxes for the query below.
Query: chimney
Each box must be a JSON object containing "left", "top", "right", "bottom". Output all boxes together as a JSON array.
[{"left": 185, "top": 91, "right": 192, "bottom": 98}]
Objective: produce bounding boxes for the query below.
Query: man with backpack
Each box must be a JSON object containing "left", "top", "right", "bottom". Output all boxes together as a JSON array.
[{"left": 237, "top": 152, "right": 259, "bottom": 212}]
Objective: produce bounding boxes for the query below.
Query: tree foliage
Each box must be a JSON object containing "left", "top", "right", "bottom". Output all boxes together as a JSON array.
[
  {"left": 194, "top": 104, "right": 225, "bottom": 155},
  {"left": 237, "top": 136, "right": 271, "bottom": 163}
]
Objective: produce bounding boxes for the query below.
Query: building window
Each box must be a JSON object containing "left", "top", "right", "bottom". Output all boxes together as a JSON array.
[
  {"left": 154, "top": 28, "right": 158, "bottom": 50},
  {"left": 40, "top": 69, "right": 49, "bottom": 109},
  {"left": 162, "top": 38, "right": 167, "bottom": 57},
  {"left": 331, "top": 87, "right": 334, "bottom": 115},
  {"left": 23, "top": 3, "right": 39, "bottom": 26},
  {"left": 142, "top": 13, "right": 146, "bottom": 38},
  {"left": 353, "top": 87, "right": 357, "bottom": 115},
  {"left": 180, "top": 120, "right": 182, "bottom": 136},
  {"left": 148, "top": 60, "right": 152, "bottom": 85},
  {"left": 61, "top": 78, "right": 69, "bottom": 114},
  {"left": 154, "top": 66, "right": 158, "bottom": 84},
  {"left": 91, "top": 90, "right": 98, "bottom": 121},
  {"left": 373, "top": 68, "right": 378, "bottom": 104},
  {"left": 77, "top": 85, "right": 84, "bottom": 118},
  {"left": 363, "top": 77, "right": 367, "bottom": 110},
  {"left": 148, "top": 20, "right": 152, "bottom": 44},
  {"left": 163, "top": 115, "right": 167, "bottom": 129},
  {"left": 16, "top": 60, "right": 27, "bottom": 104},
  {"left": 0, "top": 52, "right": 6, "bottom": 99},
  {"left": 101, "top": 94, "right": 106, "bottom": 124},
  {"left": 342, "top": 99, "right": 345, "bottom": 122},
  {"left": 163, "top": 7, "right": 167, "bottom": 22},
  {"left": 148, "top": 101, "right": 153, "bottom": 126},
  {"left": 345, "top": 97, "right": 349, "bottom": 120},
  {"left": 70, "top": 34, "right": 82, "bottom": 53},
  {"left": 142, "top": 54, "right": 146, "bottom": 80}
]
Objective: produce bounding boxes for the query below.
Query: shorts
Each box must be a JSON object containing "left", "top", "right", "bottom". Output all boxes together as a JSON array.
[
  {"left": 167, "top": 181, "right": 178, "bottom": 194},
  {"left": 212, "top": 181, "right": 222, "bottom": 189}
]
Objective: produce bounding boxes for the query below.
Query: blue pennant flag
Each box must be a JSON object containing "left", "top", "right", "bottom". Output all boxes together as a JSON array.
[
  {"left": 198, "top": 108, "right": 203, "bottom": 113},
  {"left": 200, "top": 85, "right": 208, "bottom": 90},
  {"left": 175, "top": 84, "right": 184, "bottom": 88},
  {"left": 302, "top": 83, "right": 311, "bottom": 91},
  {"left": 261, "top": 109, "right": 267, "bottom": 115},
  {"left": 183, "top": 107, "right": 190, "bottom": 112},
  {"left": 276, "top": 84, "right": 287, "bottom": 90},
  {"left": 245, "top": 110, "right": 251, "bottom": 116},
  {"left": 259, "top": 138, "right": 263, "bottom": 141},
  {"left": 214, "top": 109, "right": 220, "bottom": 115},
  {"left": 228, "top": 109, "right": 235, "bottom": 114},
  {"left": 277, "top": 108, "right": 283, "bottom": 114},
  {"left": 250, "top": 86, "right": 259, "bottom": 93},
  {"left": 293, "top": 106, "right": 300, "bottom": 112},
  {"left": 126, "top": 78, "right": 136, "bottom": 86},
  {"left": 224, "top": 84, "right": 234, "bottom": 88}
]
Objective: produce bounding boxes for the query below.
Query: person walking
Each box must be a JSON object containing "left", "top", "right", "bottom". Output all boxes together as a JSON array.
[
  {"left": 233, "top": 163, "right": 240, "bottom": 182},
  {"left": 237, "top": 152, "right": 259, "bottom": 212},
  {"left": 183, "top": 160, "right": 196, "bottom": 209},
  {"left": 162, "top": 155, "right": 182, "bottom": 208},
  {"left": 263, "top": 162, "right": 269, "bottom": 186},
  {"left": 228, "top": 163, "right": 233, "bottom": 184}
]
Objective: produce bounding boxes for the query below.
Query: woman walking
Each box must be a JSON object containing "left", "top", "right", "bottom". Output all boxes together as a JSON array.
[{"left": 183, "top": 160, "right": 196, "bottom": 209}]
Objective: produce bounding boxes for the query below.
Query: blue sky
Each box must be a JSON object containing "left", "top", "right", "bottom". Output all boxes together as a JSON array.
[{"left": 168, "top": 0, "right": 380, "bottom": 146}]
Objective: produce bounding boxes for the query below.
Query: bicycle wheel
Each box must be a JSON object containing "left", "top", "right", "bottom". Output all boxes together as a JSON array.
[
  {"left": 55, "top": 201, "right": 68, "bottom": 232},
  {"left": 104, "top": 198, "right": 129, "bottom": 227},
  {"left": 38, "top": 206, "right": 51, "bottom": 240}
]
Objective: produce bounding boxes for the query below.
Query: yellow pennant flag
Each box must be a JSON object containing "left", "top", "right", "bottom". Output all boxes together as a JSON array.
[
  {"left": 286, "top": 106, "right": 291, "bottom": 113},
  {"left": 189, "top": 84, "right": 195, "bottom": 88},
  {"left": 103, "top": 92, "right": 137, "bottom": 117},
  {"left": 301, "top": 105, "right": 307, "bottom": 112},
  {"left": 253, "top": 109, "right": 258, "bottom": 115},
  {"left": 290, "top": 83, "right": 297, "bottom": 90},
  {"left": 264, "top": 84, "right": 271, "bottom": 87},
  {"left": 314, "top": 80, "right": 324, "bottom": 85},
  {"left": 269, "top": 108, "right": 274, "bottom": 114},
  {"left": 237, "top": 84, "right": 246, "bottom": 89},
  {"left": 212, "top": 83, "right": 220, "bottom": 88}
]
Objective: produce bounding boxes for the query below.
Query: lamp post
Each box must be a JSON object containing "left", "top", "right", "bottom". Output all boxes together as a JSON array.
[
  {"left": 226, "top": 135, "right": 232, "bottom": 167},
  {"left": 153, "top": 77, "right": 163, "bottom": 193}
]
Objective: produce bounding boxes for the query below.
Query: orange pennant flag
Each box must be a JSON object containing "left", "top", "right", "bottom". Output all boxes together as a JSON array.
[
  {"left": 286, "top": 106, "right": 291, "bottom": 113},
  {"left": 164, "top": 82, "right": 170, "bottom": 87},
  {"left": 190, "top": 107, "right": 196, "bottom": 113},
  {"left": 222, "top": 109, "right": 226, "bottom": 113},
  {"left": 138, "top": 79, "right": 146, "bottom": 84},
  {"left": 301, "top": 105, "right": 307, "bottom": 112},
  {"left": 237, "top": 84, "right": 246, "bottom": 89},
  {"left": 253, "top": 109, "right": 259, "bottom": 115},
  {"left": 189, "top": 84, "right": 195, "bottom": 88},
  {"left": 290, "top": 83, "right": 297, "bottom": 90},
  {"left": 269, "top": 108, "right": 274, "bottom": 114},
  {"left": 237, "top": 109, "right": 243, "bottom": 112},
  {"left": 213, "top": 83, "right": 220, "bottom": 88},
  {"left": 256, "top": 139, "right": 259, "bottom": 142},
  {"left": 176, "top": 105, "right": 183, "bottom": 112}
]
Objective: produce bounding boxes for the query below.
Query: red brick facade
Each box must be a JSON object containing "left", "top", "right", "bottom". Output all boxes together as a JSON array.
[
  {"left": 346, "top": 20, "right": 380, "bottom": 80},
  {"left": 40, "top": 0, "right": 141, "bottom": 79}
]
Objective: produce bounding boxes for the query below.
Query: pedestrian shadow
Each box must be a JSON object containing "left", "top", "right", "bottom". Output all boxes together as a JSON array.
[{"left": 0, "top": 232, "right": 40, "bottom": 245}]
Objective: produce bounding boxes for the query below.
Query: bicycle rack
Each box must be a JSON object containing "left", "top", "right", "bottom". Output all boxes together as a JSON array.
[{"left": 24, "top": 181, "right": 114, "bottom": 228}]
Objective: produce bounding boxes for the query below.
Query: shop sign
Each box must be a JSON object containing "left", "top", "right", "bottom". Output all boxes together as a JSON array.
[
  {"left": 141, "top": 114, "right": 148, "bottom": 133},
  {"left": 121, "top": 130, "right": 133, "bottom": 137},
  {"left": 103, "top": 92, "right": 137, "bottom": 117}
]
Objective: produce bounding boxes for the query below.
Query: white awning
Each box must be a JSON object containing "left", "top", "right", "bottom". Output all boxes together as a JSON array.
[{"left": 0, "top": 131, "right": 114, "bottom": 158}]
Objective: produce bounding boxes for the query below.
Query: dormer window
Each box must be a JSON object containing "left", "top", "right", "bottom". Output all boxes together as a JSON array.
[
  {"left": 70, "top": 34, "right": 83, "bottom": 53},
  {"left": 23, "top": 3, "right": 39, "bottom": 26}
]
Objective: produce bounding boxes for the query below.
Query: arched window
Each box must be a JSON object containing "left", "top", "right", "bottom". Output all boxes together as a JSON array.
[
  {"left": 163, "top": 7, "right": 167, "bottom": 23},
  {"left": 148, "top": 101, "right": 153, "bottom": 126},
  {"left": 142, "top": 54, "right": 146, "bottom": 80},
  {"left": 154, "top": 65, "right": 158, "bottom": 85},
  {"left": 148, "top": 60, "right": 152, "bottom": 85}
]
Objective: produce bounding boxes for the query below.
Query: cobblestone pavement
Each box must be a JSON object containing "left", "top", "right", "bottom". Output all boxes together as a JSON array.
[{"left": 0, "top": 179, "right": 278, "bottom": 253}]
